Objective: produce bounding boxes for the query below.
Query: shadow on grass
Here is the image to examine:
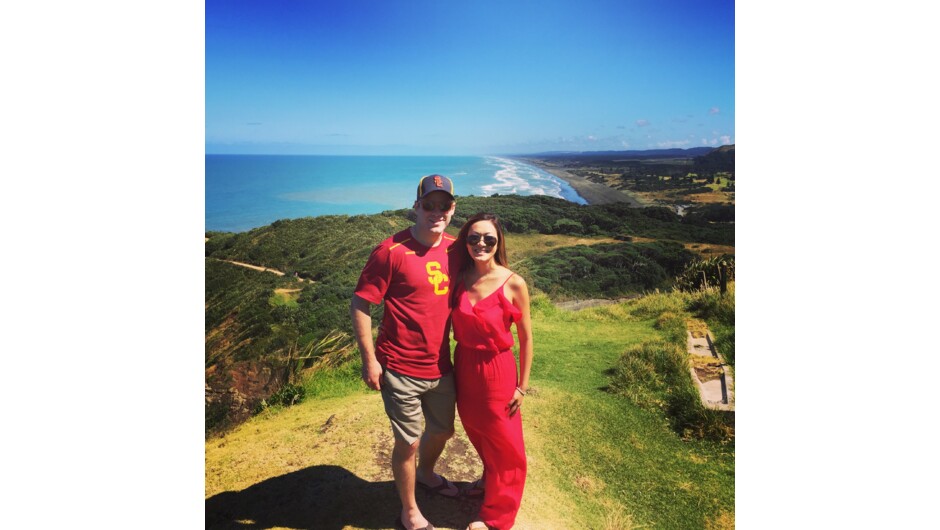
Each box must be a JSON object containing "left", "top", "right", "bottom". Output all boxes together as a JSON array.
[{"left": 206, "top": 465, "right": 481, "bottom": 530}]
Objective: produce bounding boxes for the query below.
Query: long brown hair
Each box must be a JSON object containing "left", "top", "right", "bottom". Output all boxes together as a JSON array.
[{"left": 453, "top": 212, "right": 509, "bottom": 275}]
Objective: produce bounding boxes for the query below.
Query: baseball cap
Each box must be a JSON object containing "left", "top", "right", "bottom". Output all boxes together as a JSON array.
[{"left": 416, "top": 174, "right": 455, "bottom": 200}]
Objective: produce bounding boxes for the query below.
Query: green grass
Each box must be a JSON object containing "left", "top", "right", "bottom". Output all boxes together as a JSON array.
[
  {"left": 503, "top": 233, "right": 619, "bottom": 266},
  {"left": 269, "top": 289, "right": 300, "bottom": 308},
  {"left": 302, "top": 359, "right": 367, "bottom": 400},
  {"left": 527, "top": 305, "right": 658, "bottom": 390},
  {"left": 695, "top": 173, "right": 734, "bottom": 192},
  {"left": 524, "top": 302, "right": 734, "bottom": 528},
  {"left": 207, "top": 291, "right": 735, "bottom": 529}
]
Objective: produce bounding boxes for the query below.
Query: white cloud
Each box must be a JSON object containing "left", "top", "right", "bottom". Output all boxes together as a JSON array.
[
  {"left": 701, "top": 135, "right": 732, "bottom": 146},
  {"left": 709, "top": 107, "right": 720, "bottom": 115},
  {"left": 636, "top": 119, "right": 650, "bottom": 127},
  {"left": 657, "top": 139, "right": 690, "bottom": 148}
]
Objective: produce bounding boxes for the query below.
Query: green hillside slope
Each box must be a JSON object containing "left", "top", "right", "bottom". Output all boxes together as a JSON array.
[
  {"left": 206, "top": 292, "right": 735, "bottom": 529},
  {"left": 205, "top": 195, "right": 734, "bottom": 435}
]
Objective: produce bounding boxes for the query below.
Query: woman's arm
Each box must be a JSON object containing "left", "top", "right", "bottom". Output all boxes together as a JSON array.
[{"left": 507, "top": 273, "right": 533, "bottom": 417}]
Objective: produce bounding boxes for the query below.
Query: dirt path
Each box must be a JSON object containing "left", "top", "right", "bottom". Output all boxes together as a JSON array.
[
  {"left": 555, "top": 296, "right": 639, "bottom": 311},
  {"left": 222, "top": 259, "right": 286, "bottom": 276},
  {"left": 215, "top": 259, "right": 313, "bottom": 283}
]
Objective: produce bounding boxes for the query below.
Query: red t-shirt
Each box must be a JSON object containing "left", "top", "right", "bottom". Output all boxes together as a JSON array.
[{"left": 354, "top": 228, "right": 456, "bottom": 379}]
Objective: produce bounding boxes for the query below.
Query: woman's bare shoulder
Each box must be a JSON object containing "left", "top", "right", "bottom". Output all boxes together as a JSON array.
[{"left": 505, "top": 270, "right": 527, "bottom": 290}]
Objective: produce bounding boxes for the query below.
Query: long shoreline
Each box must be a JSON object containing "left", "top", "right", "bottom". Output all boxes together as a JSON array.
[{"left": 514, "top": 157, "right": 645, "bottom": 207}]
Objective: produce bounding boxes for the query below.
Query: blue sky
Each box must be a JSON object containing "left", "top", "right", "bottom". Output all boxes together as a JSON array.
[
  {"left": 206, "top": 0, "right": 734, "bottom": 155},
  {"left": 8, "top": 4, "right": 940, "bottom": 527}
]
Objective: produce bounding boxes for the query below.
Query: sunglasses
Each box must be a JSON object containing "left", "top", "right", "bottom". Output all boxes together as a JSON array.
[
  {"left": 467, "top": 234, "right": 498, "bottom": 247},
  {"left": 420, "top": 200, "right": 454, "bottom": 212}
]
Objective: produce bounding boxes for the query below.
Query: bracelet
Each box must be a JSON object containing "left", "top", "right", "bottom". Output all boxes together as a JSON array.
[{"left": 515, "top": 387, "right": 527, "bottom": 396}]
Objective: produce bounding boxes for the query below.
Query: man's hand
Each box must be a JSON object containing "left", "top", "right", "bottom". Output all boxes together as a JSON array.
[
  {"left": 362, "top": 359, "right": 383, "bottom": 391},
  {"left": 351, "top": 295, "right": 382, "bottom": 391}
]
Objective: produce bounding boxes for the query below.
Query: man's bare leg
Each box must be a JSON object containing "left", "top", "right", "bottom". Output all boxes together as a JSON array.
[
  {"left": 392, "top": 437, "right": 430, "bottom": 530},
  {"left": 415, "top": 430, "right": 453, "bottom": 488}
]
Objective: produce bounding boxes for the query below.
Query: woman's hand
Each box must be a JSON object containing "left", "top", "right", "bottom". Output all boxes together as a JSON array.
[{"left": 508, "top": 387, "right": 526, "bottom": 417}]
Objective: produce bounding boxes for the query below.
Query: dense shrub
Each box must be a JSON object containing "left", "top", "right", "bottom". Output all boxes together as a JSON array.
[
  {"left": 673, "top": 186, "right": 715, "bottom": 196},
  {"left": 552, "top": 217, "right": 583, "bottom": 234},
  {"left": 253, "top": 382, "right": 306, "bottom": 413},
  {"left": 675, "top": 255, "right": 735, "bottom": 292},
  {"left": 683, "top": 204, "right": 735, "bottom": 225},
  {"left": 640, "top": 206, "right": 679, "bottom": 223},
  {"left": 444, "top": 195, "right": 733, "bottom": 243},
  {"left": 520, "top": 241, "right": 696, "bottom": 300},
  {"left": 688, "top": 282, "right": 735, "bottom": 327}
]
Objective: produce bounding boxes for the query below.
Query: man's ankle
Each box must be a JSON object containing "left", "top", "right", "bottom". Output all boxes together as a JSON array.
[
  {"left": 401, "top": 506, "right": 428, "bottom": 529},
  {"left": 415, "top": 468, "right": 437, "bottom": 484}
]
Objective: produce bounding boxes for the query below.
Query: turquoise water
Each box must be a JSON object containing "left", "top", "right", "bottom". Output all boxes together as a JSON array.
[{"left": 206, "top": 155, "right": 586, "bottom": 232}]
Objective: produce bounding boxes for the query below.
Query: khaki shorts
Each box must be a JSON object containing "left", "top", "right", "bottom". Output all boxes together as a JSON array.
[{"left": 381, "top": 369, "right": 456, "bottom": 445}]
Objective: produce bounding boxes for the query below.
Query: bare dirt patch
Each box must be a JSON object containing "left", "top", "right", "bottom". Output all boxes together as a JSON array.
[
  {"left": 684, "top": 243, "right": 735, "bottom": 257},
  {"left": 555, "top": 297, "right": 639, "bottom": 311}
]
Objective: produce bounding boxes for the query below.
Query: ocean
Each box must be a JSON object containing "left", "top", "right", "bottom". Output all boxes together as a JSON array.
[{"left": 205, "top": 155, "right": 586, "bottom": 233}]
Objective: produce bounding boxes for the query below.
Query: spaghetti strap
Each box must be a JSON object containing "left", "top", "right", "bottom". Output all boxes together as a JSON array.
[{"left": 499, "top": 272, "right": 515, "bottom": 288}]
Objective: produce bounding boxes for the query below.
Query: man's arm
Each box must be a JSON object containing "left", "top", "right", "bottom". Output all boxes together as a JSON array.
[{"left": 351, "top": 294, "right": 383, "bottom": 390}]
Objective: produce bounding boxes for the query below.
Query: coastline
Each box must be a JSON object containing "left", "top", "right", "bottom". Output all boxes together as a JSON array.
[{"left": 515, "top": 158, "right": 645, "bottom": 206}]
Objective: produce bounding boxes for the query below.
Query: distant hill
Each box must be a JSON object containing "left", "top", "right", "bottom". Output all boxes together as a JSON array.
[
  {"left": 521, "top": 147, "right": 716, "bottom": 159},
  {"left": 693, "top": 144, "right": 735, "bottom": 175}
]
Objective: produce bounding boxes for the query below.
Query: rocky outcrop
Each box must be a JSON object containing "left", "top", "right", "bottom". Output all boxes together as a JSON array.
[{"left": 205, "top": 360, "right": 289, "bottom": 434}]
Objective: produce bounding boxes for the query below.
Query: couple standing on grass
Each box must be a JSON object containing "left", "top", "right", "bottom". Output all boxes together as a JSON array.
[{"left": 351, "top": 174, "right": 533, "bottom": 530}]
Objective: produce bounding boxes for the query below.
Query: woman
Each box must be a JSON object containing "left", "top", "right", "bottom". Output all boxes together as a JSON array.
[{"left": 451, "top": 212, "right": 533, "bottom": 530}]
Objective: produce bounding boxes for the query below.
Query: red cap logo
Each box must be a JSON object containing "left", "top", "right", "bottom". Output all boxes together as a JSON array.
[{"left": 433, "top": 175, "right": 444, "bottom": 188}]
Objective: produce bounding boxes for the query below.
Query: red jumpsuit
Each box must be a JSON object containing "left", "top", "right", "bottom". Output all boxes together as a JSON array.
[{"left": 452, "top": 275, "right": 526, "bottom": 530}]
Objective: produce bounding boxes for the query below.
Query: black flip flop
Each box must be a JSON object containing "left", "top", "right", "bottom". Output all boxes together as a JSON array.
[
  {"left": 463, "top": 478, "right": 485, "bottom": 499},
  {"left": 416, "top": 475, "right": 459, "bottom": 499},
  {"left": 396, "top": 515, "right": 436, "bottom": 530}
]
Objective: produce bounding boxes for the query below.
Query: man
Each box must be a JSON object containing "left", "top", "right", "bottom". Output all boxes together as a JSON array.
[{"left": 350, "top": 174, "right": 460, "bottom": 530}]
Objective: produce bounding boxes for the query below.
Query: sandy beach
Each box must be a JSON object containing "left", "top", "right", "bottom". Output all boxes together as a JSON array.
[{"left": 516, "top": 158, "right": 645, "bottom": 207}]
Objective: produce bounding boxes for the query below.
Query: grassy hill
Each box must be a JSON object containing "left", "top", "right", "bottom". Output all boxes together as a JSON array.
[
  {"left": 204, "top": 192, "right": 735, "bottom": 527},
  {"left": 206, "top": 287, "right": 735, "bottom": 529},
  {"left": 205, "top": 194, "right": 734, "bottom": 434}
]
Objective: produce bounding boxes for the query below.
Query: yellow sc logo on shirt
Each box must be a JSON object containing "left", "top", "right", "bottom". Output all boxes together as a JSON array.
[{"left": 426, "top": 262, "right": 449, "bottom": 295}]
